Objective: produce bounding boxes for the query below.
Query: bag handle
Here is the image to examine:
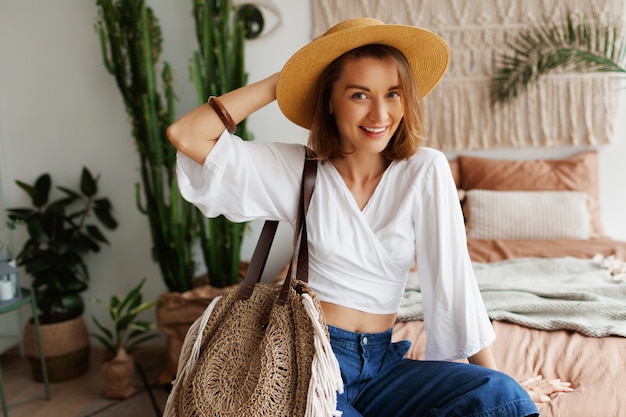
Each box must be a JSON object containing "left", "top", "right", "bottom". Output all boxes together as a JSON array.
[{"left": 238, "top": 149, "right": 317, "bottom": 302}]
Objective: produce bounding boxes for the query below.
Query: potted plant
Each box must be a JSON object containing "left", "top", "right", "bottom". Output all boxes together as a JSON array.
[
  {"left": 95, "top": 0, "right": 194, "bottom": 294},
  {"left": 90, "top": 277, "right": 158, "bottom": 399},
  {"left": 95, "top": 0, "right": 252, "bottom": 292},
  {"left": 489, "top": 13, "right": 626, "bottom": 105},
  {"left": 95, "top": 0, "right": 256, "bottom": 382},
  {"left": 6, "top": 166, "right": 118, "bottom": 382},
  {"left": 189, "top": 0, "right": 253, "bottom": 290}
]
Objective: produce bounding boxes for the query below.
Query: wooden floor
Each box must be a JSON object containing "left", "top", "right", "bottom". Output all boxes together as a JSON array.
[{"left": 0, "top": 344, "right": 167, "bottom": 417}]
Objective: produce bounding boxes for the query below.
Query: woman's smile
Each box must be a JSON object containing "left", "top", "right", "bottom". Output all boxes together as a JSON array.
[{"left": 361, "top": 125, "right": 389, "bottom": 136}]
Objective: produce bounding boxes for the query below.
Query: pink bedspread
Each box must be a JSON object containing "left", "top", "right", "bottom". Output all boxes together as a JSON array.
[
  {"left": 392, "top": 238, "right": 626, "bottom": 417},
  {"left": 392, "top": 320, "right": 626, "bottom": 417}
]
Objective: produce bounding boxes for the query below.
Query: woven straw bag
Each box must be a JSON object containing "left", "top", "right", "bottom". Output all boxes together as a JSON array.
[{"left": 163, "top": 154, "right": 343, "bottom": 417}]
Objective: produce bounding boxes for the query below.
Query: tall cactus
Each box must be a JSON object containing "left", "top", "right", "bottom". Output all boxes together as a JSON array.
[
  {"left": 96, "top": 0, "right": 252, "bottom": 291},
  {"left": 96, "top": 0, "right": 196, "bottom": 292},
  {"left": 190, "top": 0, "right": 252, "bottom": 289}
]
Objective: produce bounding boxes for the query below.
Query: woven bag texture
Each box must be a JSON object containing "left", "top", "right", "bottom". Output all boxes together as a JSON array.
[{"left": 172, "top": 279, "right": 326, "bottom": 417}]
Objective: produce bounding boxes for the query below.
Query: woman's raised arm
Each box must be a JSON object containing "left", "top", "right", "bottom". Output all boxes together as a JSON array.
[{"left": 166, "top": 72, "right": 280, "bottom": 165}]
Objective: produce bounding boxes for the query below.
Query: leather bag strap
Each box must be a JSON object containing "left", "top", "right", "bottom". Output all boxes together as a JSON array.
[{"left": 238, "top": 150, "right": 317, "bottom": 301}]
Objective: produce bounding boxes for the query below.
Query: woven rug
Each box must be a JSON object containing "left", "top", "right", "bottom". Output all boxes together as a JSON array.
[{"left": 76, "top": 348, "right": 170, "bottom": 417}]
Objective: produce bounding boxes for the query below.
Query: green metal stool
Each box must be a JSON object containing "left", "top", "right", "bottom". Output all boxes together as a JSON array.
[{"left": 0, "top": 288, "right": 50, "bottom": 416}]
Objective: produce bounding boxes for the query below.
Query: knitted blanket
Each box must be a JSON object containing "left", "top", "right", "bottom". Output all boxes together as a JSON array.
[{"left": 398, "top": 257, "right": 626, "bottom": 337}]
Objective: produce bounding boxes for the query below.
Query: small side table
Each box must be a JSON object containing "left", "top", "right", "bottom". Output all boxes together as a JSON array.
[{"left": 0, "top": 288, "right": 50, "bottom": 416}]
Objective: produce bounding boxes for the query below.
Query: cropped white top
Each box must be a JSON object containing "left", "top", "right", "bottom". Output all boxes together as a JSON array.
[{"left": 176, "top": 130, "right": 495, "bottom": 360}]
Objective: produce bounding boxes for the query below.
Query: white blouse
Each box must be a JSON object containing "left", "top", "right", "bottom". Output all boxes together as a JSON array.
[{"left": 176, "top": 130, "right": 495, "bottom": 360}]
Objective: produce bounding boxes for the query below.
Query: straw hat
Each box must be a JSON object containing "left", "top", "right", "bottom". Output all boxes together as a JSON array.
[{"left": 276, "top": 17, "right": 451, "bottom": 129}]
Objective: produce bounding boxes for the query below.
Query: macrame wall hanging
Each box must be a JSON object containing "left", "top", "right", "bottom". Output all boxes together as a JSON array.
[{"left": 311, "top": 0, "right": 624, "bottom": 151}]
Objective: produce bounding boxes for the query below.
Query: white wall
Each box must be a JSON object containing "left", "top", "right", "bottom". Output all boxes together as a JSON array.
[{"left": 0, "top": 0, "right": 624, "bottom": 338}]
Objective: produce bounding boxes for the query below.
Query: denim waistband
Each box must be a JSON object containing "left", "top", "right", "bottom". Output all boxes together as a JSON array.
[{"left": 327, "top": 325, "right": 393, "bottom": 350}]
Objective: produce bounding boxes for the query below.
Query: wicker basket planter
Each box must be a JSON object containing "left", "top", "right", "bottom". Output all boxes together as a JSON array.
[
  {"left": 156, "top": 285, "right": 233, "bottom": 384},
  {"left": 24, "top": 315, "right": 90, "bottom": 382}
]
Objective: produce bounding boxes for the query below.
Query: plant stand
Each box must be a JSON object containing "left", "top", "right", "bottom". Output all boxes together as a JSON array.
[{"left": 0, "top": 288, "right": 50, "bottom": 415}]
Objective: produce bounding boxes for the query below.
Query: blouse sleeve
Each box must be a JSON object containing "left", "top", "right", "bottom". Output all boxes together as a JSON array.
[
  {"left": 414, "top": 152, "right": 495, "bottom": 361},
  {"left": 175, "top": 130, "right": 306, "bottom": 225}
]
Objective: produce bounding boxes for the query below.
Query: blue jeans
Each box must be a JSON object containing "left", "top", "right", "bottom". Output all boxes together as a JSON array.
[{"left": 328, "top": 325, "right": 539, "bottom": 417}]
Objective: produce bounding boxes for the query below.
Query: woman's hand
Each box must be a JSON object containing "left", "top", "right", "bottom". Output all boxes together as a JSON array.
[{"left": 519, "top": 375, "right": 574, "bottom": 403}]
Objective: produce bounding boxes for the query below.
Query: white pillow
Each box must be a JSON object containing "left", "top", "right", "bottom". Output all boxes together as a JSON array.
[{"left": 465, "top": 190, "right": 591, "bottom": 240}]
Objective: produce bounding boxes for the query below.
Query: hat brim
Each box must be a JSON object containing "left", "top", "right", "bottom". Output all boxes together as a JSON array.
[{"left": 276, "top": 22, "right": 450, "bottom": 129}]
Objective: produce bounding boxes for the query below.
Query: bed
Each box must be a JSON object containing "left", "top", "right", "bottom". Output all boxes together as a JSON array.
[{"left": 392, "top": 150, "right": 626, "bottom": 417}]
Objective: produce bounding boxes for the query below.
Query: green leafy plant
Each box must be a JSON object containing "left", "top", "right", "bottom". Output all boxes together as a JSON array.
[
  {"left": 90, "top": 277, "right": 158, "bottom": 357},
  {"left": 490, "top": 13, "right": 626, "bottom": 105},
  {"left": 6, "top": 167, "right": 118, "bottom": 323}
]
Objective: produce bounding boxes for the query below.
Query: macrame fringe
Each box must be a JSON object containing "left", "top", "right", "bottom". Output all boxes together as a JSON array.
[
  {"left": 301, "top": 293, "right": 344, "bottom": 417},
  {"left": 424, "top": 75, "right": 619, "bottom": 151},
  {"left": 593, "top": 254, "right": 626, "bottom": 283},
  {"left": 162, "top": 295, "right": 222, "bottom": 417}
]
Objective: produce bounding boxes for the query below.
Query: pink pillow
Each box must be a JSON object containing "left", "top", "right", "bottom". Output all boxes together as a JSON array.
[{"left": 458, "top": 151, "right": 604, "bottom": 237}]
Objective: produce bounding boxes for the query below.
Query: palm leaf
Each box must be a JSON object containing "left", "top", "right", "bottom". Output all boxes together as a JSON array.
[{"left": 490, "top": 13, "right": 626, "bottom": 105}]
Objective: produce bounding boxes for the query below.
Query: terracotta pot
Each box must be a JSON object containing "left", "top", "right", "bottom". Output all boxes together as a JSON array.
[
  {"left": 101, "top": 348, "right": 136, "bottom": 399},
  {"left": 24, "top": 315, "right": 90, "bottom": 382}
]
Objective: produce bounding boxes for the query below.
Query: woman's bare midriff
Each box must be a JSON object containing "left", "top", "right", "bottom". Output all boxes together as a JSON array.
[{"left": 320, "top": 301, "right": 397, "bottom": 334}]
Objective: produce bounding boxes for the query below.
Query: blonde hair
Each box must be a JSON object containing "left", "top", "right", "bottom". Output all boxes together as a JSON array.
[{"left": 307, "top": 44, "right": 425, "bottom": 161}]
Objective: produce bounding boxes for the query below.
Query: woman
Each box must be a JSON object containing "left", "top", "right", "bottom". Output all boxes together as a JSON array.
[{"left": 168, "top": 17, "right": 571, "bottom": 417}]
